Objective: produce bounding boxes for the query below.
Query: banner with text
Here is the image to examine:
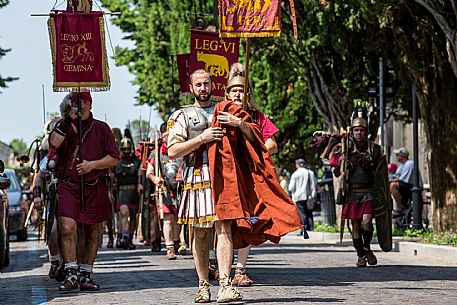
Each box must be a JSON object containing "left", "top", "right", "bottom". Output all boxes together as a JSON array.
[
  {"left": 48, "top": 12, "right": 110, "bottom": 91},
  {"left": 218, "top": 0, "right": 281, "bottom": 38},
  {"left": 189, "top": 30, "right": 239, "bottom": 98}
]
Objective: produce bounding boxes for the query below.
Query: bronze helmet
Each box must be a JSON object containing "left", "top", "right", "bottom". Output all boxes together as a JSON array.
[
  {"left": 350, "top": 117, "right": 368, "bottom": 129},
  {"left": 226, "top": 75, "right": 245, "bottom": 93}
]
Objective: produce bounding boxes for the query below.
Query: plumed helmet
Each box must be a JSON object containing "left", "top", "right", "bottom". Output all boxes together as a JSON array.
[
  {"left": 120, "top": 137, "right": 133, "bottom": 151},
  {"left": 350, "top": 105, "right": 369, "bottom": 129}
]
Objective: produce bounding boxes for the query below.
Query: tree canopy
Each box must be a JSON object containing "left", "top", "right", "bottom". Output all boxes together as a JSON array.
[
  {"left": 0, "top": 0, "right": 18, "bottom": 92},
  {"left": 102, "top": 0, "right": 457, "bottom": 231}
]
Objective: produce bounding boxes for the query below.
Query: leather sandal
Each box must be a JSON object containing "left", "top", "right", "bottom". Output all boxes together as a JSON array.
[
  {"left": 194, "top": 280, "right": 211, "bottom": 303},
  {"left": 79, "top": 272, "right": 100, "bottom": 291},
  {"left": 58, "top": 269, "right": 79, "bottom": 291},
  {"left": 232, "top": 267, "right": 253, "bottom": 286}
]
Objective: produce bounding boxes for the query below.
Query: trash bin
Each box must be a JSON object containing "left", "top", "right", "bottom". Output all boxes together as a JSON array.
[{"left": 317, "top": 177, "right": 336, "bottom": 225}]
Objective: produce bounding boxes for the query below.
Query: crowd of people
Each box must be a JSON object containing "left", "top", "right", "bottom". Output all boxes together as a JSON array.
[{"left": 21, "top": 63, "right": 423, "bottom": 303}]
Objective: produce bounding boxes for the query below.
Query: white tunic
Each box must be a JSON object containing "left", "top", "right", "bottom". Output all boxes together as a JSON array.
[{"left": 167, "top": 106, "right": 217, "bottom": 228}]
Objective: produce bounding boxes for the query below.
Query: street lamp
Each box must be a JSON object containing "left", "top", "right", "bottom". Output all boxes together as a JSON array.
[{"left": 411, "top": 83, "right": 423, "bottom": 230}]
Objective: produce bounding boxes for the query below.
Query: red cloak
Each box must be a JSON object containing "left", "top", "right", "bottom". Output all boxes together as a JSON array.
[{"left": 208, "top": 101, "right": 303, "bottom": 249}]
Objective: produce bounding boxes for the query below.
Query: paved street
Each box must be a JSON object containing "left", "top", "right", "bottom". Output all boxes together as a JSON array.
[{"left": 1, "top": 232, "right": 457, "bottom": 305}]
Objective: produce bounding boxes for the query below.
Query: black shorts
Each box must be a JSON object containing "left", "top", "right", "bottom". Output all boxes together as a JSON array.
[{"left": 399, "top": 181, "right": 413, "bottom": 206}]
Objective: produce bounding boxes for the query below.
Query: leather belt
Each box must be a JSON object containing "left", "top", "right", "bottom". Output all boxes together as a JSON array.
[
  {"left": 119, "top": 184, "right": 136, "bottom": 191},
  {"left": 349, "top": 184, "right": 373, "bottom": 193},
  {"left": 61, "top": 177, "right": 99, "bottom": 186}
]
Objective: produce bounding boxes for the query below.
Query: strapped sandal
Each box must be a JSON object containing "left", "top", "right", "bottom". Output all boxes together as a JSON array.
[
  {"left": 232, "top": 267, "right": 253, "bottom": 286},
  {"left": 217, "top": 276, "right": 243, "bottom": 303},
  {"left": 194, "top": 280, "right": 211, "bottom": 303}
]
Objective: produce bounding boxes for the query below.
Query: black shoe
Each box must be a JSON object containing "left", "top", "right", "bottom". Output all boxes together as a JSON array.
[
  {"left": 120, "top": 237, "right": 130, "bottom": 250},
  {"left": 365, "top": 249, "right": 378, "bottom": 266},
  {"left": 106, "top": 238, "right": 114, "bottom": 248},
  {"left": 151, "top": 241, "right": 161, "bottom": 252},
  {"left": 356, "top": 256, "right": 367, "bottom": 267},
  {"left": 49, "top": 263, "right": 59, "bottom": 280}
]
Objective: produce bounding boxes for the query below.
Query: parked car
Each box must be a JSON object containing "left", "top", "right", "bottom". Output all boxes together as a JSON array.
[
  {"left": 0, "top": 160, "right": 10, "bottom": 269},
  {"left": 3, "top": 168, "right": 28, "bottom": 241}
]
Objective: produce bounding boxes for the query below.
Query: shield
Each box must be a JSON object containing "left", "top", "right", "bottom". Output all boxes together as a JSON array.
[
  {"left": 140, "top": 178, "right": 152, "bottom": 242},
  {"left": 45, "top": 182, "right": 57, "bottom": 245},
  {"left": 373, "top": 156, "right": 393, "bottom": 252}
]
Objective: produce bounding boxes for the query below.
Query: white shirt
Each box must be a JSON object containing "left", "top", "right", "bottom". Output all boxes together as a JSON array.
[{"left": 288, "top": 167, "right": 316, "bottom": 202}]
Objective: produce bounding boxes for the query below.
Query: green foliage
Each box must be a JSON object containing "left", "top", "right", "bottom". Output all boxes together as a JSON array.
[
  {"left": 314, "top": 222, "right": 340, "bottom": 233},
  {"left": 100, "top": 0, "right": 215, "bottom": 117},
  {"left": 0, "top": 0, "right": 18, "bottom": 92},
  {"left": 394, "top": 228, "right": 457, "bottom": 247},
  {"left": 9, "top": 138, "right": 27, "bottom": 156}
]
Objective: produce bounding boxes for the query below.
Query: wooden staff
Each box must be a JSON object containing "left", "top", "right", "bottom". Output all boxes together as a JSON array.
[
  {"left": 242, "top": 38, "right": 250, "bottom": 111},
  {"left": 154, "top": 128, "right": 163, "bottom": 231},
  {"left": 77, "top": 90, "right": 85, "bottom": 212}
]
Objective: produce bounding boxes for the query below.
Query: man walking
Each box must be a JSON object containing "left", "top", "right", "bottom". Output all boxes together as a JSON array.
[
  {"left": 167, "top": 69, "right": 243, "bottom": 303},
  {"left": 50, "top": 91, "right": 119, "bottom": 291},
  {"left": 289, "top": 159, "right": 317, "bottom": 231},
  {"left": 331, "top": 114, "right": 385, "bottom": 267}
]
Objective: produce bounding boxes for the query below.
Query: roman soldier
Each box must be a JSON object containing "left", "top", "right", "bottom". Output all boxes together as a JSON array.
[
  {"left": 146, "top": 124, "right": 183, "bottom": 260},
  {"left": 116, "top": 137, "right": 142, "bottom": 250},
  {"left": 331, "top": 108, "right": 385, "bottom": 267}
]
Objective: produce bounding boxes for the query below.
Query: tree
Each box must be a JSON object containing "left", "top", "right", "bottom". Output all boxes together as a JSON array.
[
  {"left": 101, "top": 0, "right": 215, "bottom": 116},
  {"left": 390, "top": 0, "right": 457, "bottom": 232},
  {"left": 103, "top": 1, "right": 457, "bottom": 230},
  {"left": 9, "top": 138, "right": 27, "bottom": 156},
  {"left": 0, "top": 0, "right": 18, "bottom": 92}
]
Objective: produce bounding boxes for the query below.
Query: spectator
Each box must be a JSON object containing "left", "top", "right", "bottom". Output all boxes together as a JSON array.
[
  {"left": 390, "top": 147, "right": 422, "bottom": 217},
  {"left": 289, "top": 159, "right": 316, "bottom": 231}
]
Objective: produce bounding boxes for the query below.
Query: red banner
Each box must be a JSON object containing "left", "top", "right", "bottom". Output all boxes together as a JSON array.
[
  {"left": 177, "top": 54, "right": 191, "bottom": 94},
  {"left": 48, "top": 12, "right": 110, "bottom": 91},
  {"left": 189, "top": 30, "right": 239, "bottom": 98},
  {"left": 218, "top": 0, "right": 281, "bottom": 38}
]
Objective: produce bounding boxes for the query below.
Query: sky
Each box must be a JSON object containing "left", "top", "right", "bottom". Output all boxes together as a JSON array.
[{"left": 0, "top": 0, "right": 163, "bottom": 145}]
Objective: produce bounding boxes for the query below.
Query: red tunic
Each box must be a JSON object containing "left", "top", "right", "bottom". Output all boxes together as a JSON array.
[
  {"left": 56, "top": 115, "right": 120, "bottom": 224},
  {"left": 208, "top": 101, "right": 303, "bottom": 249}
]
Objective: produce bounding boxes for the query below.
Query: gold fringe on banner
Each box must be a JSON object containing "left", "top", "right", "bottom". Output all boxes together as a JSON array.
[{"left": 219, "top": 31, "right": 281, "bottom": 38}]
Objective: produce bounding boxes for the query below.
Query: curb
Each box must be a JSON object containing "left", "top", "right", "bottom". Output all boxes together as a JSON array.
[
  {"left": 396, "top": 241, "right": 457, "bottom": 259},
  {"left": 305, "top": 231, "right": 457, "bottom": 259}
]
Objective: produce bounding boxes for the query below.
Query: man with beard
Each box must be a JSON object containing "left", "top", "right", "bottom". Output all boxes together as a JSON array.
[
  {"left": 331, "top": 114, "right": 384, "bottom": 267},
  {"left": 167, "top": 69, "right": 244, "bottom": 303},
  {"left": 49, "top": 91, "right": 119, "bottom": 291}
]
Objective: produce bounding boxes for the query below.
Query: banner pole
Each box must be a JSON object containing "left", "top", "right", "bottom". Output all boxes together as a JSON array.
[
  {"left": 77, "top": 89, "right": 85, "bottom": 212},
  {"left": 243, "top": 37, "right": 250, "bottom": 110}
]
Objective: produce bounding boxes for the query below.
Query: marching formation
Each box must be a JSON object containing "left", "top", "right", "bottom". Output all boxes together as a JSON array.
[
  {"left": 8, "top": 3, "right": 390, "bottom": 303},
  {"left": 21, "top": 61, "right": 392, "bottom": 304}
]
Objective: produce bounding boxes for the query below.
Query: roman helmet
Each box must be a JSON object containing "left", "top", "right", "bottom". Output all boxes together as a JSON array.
[
  {"left": 226, "top": 63, "right": 245, "bottom": 94},
  {"left": 120, "top": 137, "right": 133, "bottom": 156}
]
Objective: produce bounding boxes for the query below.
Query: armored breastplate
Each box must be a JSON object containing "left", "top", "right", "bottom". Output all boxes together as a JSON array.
[
  {"left": 183, "top": 104, "right": 214, "bottom": 139},
  {"left": 348, "top": 151, "right": 374, "bottom": 186},
  {"left": 118, "top": 157, "right": 137, "bottom": 186},
  {"left": 182, "top": 104, "right": 214, "bottom": 166}
]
